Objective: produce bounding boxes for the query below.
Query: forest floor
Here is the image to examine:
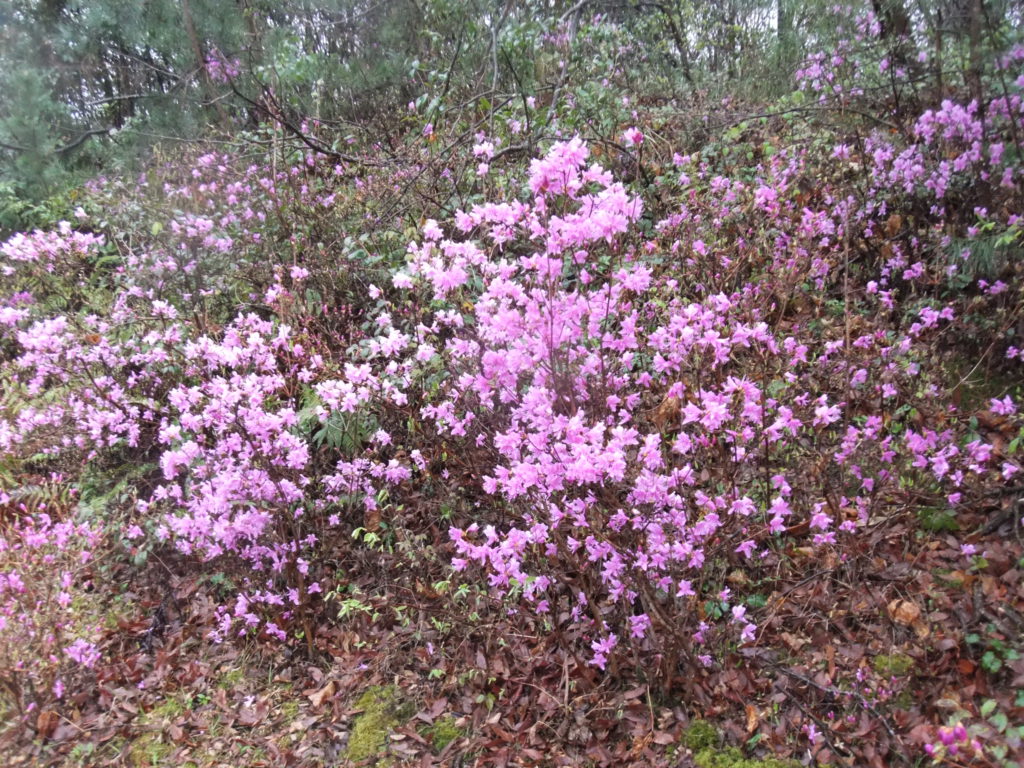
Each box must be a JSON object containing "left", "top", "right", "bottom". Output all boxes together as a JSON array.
[{"left": 7, "top": 496, "right": 1022, "bottom": 768}]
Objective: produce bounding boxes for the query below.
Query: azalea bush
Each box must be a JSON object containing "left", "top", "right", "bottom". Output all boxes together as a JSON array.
[
  {"left": 333, "top": 126, "right": 1021, "bottom": 684},
  {"left": 0, "top": 6, "right": 1022, "bottom": 763},
  {"left": 0, "top": 506, "right": 103, "bottom": 722}
]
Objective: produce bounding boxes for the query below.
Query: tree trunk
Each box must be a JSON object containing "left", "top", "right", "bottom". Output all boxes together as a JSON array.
[
  {"left": 182, "top": 0, "right": 230, "bottom": 129},
  {"left": 968, "top": 0, "right": 984, "bottom": 113}
]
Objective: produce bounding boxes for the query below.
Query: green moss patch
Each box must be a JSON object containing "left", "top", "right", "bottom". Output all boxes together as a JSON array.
[
  {"left": 216, "top": 668, "right": 245, "bottom": 690},
  {"left": 128, "top": 732, "right": 173, "bottom": 767},
  {"left": 683, "top": 719, "right": 719, "bottom": 751},
  {"left": 345, "top": 685, "right": 415, "bottom": 763},
  {"left": 280, "top": 699, "right": 300, "bottom": 721},
  {"left": 683, "top": 722, "right": 798, "bottom": 768},
  {"left": 695, "top": 746, "right": 801, "bottom": 768},
  {"left": 418, "top": 715, "right": 464, "bottom": 753},
  {"left": 873, "top": 653, "right": 914, "bottom": 677},
  {"left": 127, "top": 697, "right": 184, "bottom": 767},
  {"left": 143, "top": 696, "right": 185, "bottom": 723}
]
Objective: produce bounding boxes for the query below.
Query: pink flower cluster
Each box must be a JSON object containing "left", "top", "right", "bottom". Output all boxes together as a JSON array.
[
  {"left": 0, "top": 509, "right": 103, "bottom": 714},
  {"left": 0, "top": 222, "right": 104, "bottom": 277},
  {"left": 0, "top": 20, "right": 1020, "bottom": 689},
  {"left": 323, "top": 136, "right": 1020, "bottom": 671}
]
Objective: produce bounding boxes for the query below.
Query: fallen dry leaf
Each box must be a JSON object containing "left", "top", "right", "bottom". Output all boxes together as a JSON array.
[
  {"left": 780, "top": 632, "right": 808, "bottom": 651},
  {"left": 887, "top": 599, "right": 921, "bottom": 626},
  {"left": 745, "top": 704, "right": 759, "bottom": 734},
  {"left": 651, "top": 396, "right": 681, "bottom": 431},
  {"left": 652, "top": 730, "right": 676, "bottom": 745},
  {"left": 305, "top": 679, "right": 337, "bottom": 708},
  {"left": 237, "top": 699, "right": 269, "bottom": 727},
  {"left": 36, "top": 710, "right": 59, "bottom": 740}
]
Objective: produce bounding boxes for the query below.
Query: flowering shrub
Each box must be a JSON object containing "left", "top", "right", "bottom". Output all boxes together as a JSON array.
[
  {"left": 6, "top": 103, "right": 1018, "bottom": 681},
  {"left": 923, "top": 708, "right": 1024, "bottom": 767},
  {"left": 2, "top": 99, "right": 1021, "bottom": 689},
  {"left": 0, "top": 506, "right": 102, "bottom": 722},
  {"left": 2, "top": 299, "right": 340, "bottom": 646},
  {"left": 0, "top": 223, "right": 103, "bottom": 280},
  {"left": 324, "top": 134, "right": 1022, "bottom": 679},
  {"left": 0, "top": 150, "right": 426, "bottom": 654},
  {"left": 145, "top": 313, "right": 329, "bottom": 644},
  {"left": 0, "top": 222, "right": 105, "bottom": 335},
  {"left": 0, "top": 11, "right": 1021, "bottom": 760}
]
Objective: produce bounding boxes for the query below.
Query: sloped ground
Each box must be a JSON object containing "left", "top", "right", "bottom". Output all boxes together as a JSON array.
[
  {"left": 2, "top": 9, "right": 1024, "bottom": 767},
  {"left": 6, "top": 496, "right": 1021, "bottom": 768}
]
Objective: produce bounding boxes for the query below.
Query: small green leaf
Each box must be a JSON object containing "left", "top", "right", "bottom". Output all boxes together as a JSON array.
[
  {"left": 980, "top": 699, "right": 997, "bottom": 717},
  {"left": 991, "top": 711, "right": 1009, "bottom": 732}
]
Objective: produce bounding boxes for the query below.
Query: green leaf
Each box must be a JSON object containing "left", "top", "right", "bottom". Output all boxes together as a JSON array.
[
  {"left": 980, "top": 699, "right": 997, "bottom": 717},
  {"left": 991, "top": 711, "right": 1009, "bottom": 732}
]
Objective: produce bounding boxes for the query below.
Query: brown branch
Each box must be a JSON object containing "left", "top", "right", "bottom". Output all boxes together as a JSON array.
[
  {"left": 721, "top": 104, "right": 900, "bottom": 132},
  {"left": 1, "top": 127, "right": 112, "bottom": 157},
  {"left": 56, "top": 128, "right": 112, "bottom": 155},
  {"left": 228, "top": 81, "right": 384, "bottom": 167}
]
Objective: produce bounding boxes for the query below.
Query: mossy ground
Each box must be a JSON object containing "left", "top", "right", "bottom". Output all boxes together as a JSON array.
[
  {"left": 694, "top": 747, "right": 801, "bottom": 768},
  {"left": 685, "top": 720, "right": 800, "bottom": 768},
  {"left": 128, "top": 731, "right": 173, "bottom": 767},
  {"left": 125, "top": 696, "right": 185, "bottom": 767},
  {"left": 418, "top": 714, "right": 464, "bottom": 753},
  {"left": 143, "top": 696, "right": 185, "bottom": 722},
  {"left": 873, "top": 653, "right": 914, "bottom": 677},
  {"left": 216, "top": 668, "right": 245, "bottom": 689},
  {"left": 345, "top": 685, "right": 416, "bottom": 763},
  {"left": 280, "top": 699, "right": 300, "bottom": 720},
  {"left": 683, "top": 719, "right": 718, "bottom": 751}
]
